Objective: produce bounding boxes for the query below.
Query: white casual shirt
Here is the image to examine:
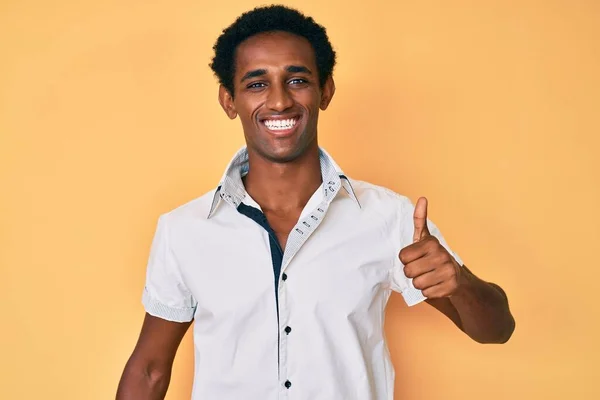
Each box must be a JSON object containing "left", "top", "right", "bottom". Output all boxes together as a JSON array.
[{"left": 142, "top": 147, "right": 463, "bottom": 400}]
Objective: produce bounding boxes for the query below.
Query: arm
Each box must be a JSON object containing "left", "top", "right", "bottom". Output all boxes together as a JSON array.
[
  {"left": 426, "top": 265, "right": 515, "bottom": 344},
  {"left": 116, "top": 313, "right": 192, "bottom": 400},
  {"left": 400, "top": 197, "right": 515, "bottom": 344}
]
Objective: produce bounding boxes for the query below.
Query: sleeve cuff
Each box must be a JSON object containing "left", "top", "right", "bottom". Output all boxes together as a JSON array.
[
  {"left": 401, "top": 284, "right": 427, "bottom": 306},
  {"left": 450, "top": 251, "right": 464, "bottom": 268},
  {"left": 142, "top": 289, "right": 196, "bottom": 323}
]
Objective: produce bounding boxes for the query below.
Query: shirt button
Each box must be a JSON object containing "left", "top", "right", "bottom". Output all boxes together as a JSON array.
[
  {"left": 284, "top": 380, "right": 292, "bottom": 389},
  {"left": 285, "top": 326, "right": 292, "bottom": 334},
  {"left": 282, "top": 273, "right": 288, "bottom": 281}
]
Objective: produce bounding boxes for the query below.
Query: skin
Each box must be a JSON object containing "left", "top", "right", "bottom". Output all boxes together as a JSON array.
[
  {"left": 218, "top": 31, "right": 335, "bottom": 249},
  {"left": 402, "top": 197, "right": 515, "bottom": 344},
  {"left": 116, "top": 315, "right": 190, "bottom": 399},
  {"left": 116, "top": 29, "right": 514, "bottom": 399}
]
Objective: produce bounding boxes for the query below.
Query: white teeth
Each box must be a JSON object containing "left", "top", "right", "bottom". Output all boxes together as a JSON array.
[{"left": 264, "top": 118, "right": 297, "bottom": 131}]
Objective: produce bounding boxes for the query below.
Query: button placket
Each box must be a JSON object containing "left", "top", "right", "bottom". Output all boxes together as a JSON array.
[
  {"left": 277, "top": 196, "right": 336, "bottom": 396},
  {"left": 278, "top": 269, "right": 290, "bottom": 391},
  {"left": 280, "top": 199, "right": 331, "bottom": 272},
  {"left": 276, "top": 176, "right": 340, "bottom": 397}
]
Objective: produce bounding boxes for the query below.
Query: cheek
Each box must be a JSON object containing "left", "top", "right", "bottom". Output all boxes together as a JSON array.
[
  {"left": 233, "top": 95, "right": 260, "bottom": 120},
  {"left": 239, "top": 113, "right": 253, "bottom": 127},
  {"left": 294, "top": 89, "right": 320, "bottom": 110},
  {"left": 305, "top": 107, "right": 320, "bottom": 125},
  {"left": 236, "top": 107, "right": 258, "bottom": 128}
]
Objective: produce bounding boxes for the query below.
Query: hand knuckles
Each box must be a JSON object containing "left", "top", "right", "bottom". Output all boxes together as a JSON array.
[
  {"left": 436, "top": 251, "right": 451, "bottom": 265},
  {"left": 399, "top": 247, "right": 412, "bottom": 262},
  {"left": 412, "top": 277, "right": 425, "bottom": 290},
  {"left": 431, "top": 253, "right": 444, "bottom": 265},
  {"left": 398, "top": 252, "right": 408, "bottom": 265},
  {"left": 427, "top": 239, "right": 440, "bottom": 252},
  {"left": 444, "top": 261, "right": 457, "bottom": 276}
]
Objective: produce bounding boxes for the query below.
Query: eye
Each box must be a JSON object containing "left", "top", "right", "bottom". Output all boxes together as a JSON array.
[
  {"left": 247, "top": 82, "right": 266, "bottom": 89},
  {"left": 289, "top": 78, "right": 308, "bottom": 85}
]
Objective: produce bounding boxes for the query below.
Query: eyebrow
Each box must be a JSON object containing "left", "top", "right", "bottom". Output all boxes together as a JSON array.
[
  {"left": 286, "top": 65, "right": 312, "bottom": 74},
  {"left": 240, "top": 65, "right": 313, "bottom": 82},
  {"left": 240, "top": 69, "right": 267, "bottom": 82}
]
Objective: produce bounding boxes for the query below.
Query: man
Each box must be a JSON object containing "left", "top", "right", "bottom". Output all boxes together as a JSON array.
[{"left": 116, "top": 5, "right": 515, "bottom": 400}]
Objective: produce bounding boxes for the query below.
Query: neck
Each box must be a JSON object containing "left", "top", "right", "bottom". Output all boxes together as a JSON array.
[{"left": 243, "top": 143, "right": 322, "bottom": 213}]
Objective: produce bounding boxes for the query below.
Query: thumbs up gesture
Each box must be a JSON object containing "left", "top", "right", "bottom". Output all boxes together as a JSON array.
[{"left": 399, "top": 197, "right": 463, "bottom": 299}]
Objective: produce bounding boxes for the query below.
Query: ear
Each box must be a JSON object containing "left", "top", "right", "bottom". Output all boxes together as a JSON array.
[
  {"left": 218, "top": 85, "right": 237, "bottom": 119},
  {"left": 319, "top": 76, "right": 336, "bottom": 111}
]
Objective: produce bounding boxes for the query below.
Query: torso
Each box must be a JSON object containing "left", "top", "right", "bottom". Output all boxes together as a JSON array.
[{"left": 158, "top": 177, "right": 440, "bottom": 400}]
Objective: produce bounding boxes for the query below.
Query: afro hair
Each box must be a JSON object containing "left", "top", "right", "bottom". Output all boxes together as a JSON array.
[{"left": 209, "top": 5, "right": 337, "bottom": 95}]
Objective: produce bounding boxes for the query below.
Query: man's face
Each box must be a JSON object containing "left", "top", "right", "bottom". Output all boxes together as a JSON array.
[{"left": 219, "top": 31, "right": 335, "bottom": 163}]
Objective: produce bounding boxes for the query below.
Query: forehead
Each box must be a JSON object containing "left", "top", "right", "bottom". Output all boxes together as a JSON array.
[{"left": 234, "top": 31, "right": 317, "bottom": 76}]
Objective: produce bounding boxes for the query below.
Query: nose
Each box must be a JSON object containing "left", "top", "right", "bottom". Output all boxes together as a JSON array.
[{"left": 265, "top": 82, "right": 293, "bottom": 112}]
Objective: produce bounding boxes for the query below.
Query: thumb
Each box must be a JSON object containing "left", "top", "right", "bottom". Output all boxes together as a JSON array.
[{"left": 413, "top": 197, "right": 430, "bottom": 242}]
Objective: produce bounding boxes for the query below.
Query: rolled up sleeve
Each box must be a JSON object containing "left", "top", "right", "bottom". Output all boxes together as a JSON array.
[{"left": 142, "top": 214, "right": 197, "bottom": 322}]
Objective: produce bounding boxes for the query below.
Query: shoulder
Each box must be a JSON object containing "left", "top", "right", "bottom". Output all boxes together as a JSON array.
[
  {"left": 347, "top": 178, "right": 415, "bottom": 214},
  {"left": 159, "top": 188, "right": 218, "bottom": 226}
]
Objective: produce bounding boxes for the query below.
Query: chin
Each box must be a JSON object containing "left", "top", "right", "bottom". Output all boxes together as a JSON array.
[
  {"left": 246, "top": 126, "right": 317, "bottom": 163},
  {"left": 252, "top": 141, "right": 305, "bottom": 163},
  {"left": 261, "top": 147, "right": 302, "bottom": 163}
]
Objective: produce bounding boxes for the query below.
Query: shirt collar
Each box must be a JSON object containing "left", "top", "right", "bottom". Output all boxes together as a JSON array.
[{"left": 207, "top": 146, "right": 360, "bottom": 218}]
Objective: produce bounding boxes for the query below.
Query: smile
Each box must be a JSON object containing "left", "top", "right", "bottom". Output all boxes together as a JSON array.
[{"left": 262, "top": 117, "right": 299, "bottom": 131}]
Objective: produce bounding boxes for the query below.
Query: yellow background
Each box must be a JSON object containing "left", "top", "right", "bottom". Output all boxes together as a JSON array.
[{"left": 1, "top": 1, "right": 599, "bottom": 399}]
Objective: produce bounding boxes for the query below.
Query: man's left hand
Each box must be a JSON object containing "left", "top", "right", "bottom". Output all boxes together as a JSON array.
[{"left": 398, "top": 197, "right": 464, "bottom": 298}]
